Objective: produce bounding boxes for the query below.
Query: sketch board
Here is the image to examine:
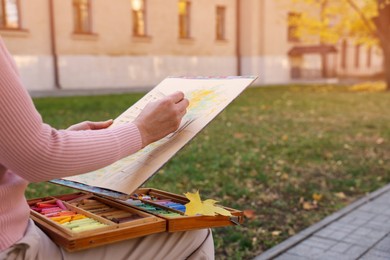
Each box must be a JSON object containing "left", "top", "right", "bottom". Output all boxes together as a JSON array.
[{"left": 60, "top": 76, "right": 257, "bottom": 195}]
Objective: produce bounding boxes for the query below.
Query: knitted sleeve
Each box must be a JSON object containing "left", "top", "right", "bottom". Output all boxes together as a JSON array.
[{"left": 0, "top": 41, "right": 142, "bottom": 183}]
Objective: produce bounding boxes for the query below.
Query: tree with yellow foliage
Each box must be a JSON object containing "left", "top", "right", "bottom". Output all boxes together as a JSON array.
[{"left": 286, "top": 0, "right": 390, "bottom": 90}]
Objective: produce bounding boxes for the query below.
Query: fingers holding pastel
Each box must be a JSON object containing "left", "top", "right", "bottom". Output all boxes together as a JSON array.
[{"left": 133, "top": 92, "right": 190, "bottom": 147}]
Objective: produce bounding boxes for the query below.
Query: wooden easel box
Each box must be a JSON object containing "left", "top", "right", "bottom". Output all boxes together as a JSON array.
[{"left": 28, "top": 187, "right": 243, "bottom": 252}]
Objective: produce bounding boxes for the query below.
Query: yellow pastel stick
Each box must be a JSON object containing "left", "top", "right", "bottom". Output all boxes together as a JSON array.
[
  {"left": 72, "top": 223, "right": 106, "bottom": 232},
  {"left": 71, "top": 214, "right": 87, "bottom": 221},
  {"left": 50, "top": 215, "right": 71, "bottom": 222},
  {"left": 58, "top": 217, "right": 72, "bottom": 224}
]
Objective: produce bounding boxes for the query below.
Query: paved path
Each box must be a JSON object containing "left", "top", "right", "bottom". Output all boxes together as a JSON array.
[{"left": 255, "top": 184, "right": 390, "bottom": 260}]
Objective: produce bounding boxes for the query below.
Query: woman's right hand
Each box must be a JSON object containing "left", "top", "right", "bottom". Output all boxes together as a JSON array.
[{"left": 133, "top": 91, "right": 189, "bottom": 147}]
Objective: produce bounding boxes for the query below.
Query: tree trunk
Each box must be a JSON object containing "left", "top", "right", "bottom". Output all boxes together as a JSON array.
[
  {"left": 375, "top": 0, "right": 390, "bottom": 90},
  {"left": 384, "top": 48, "right": 390, "bottom": 91}
]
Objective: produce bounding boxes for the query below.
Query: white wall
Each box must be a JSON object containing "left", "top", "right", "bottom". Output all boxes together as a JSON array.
[
  {"left": 242, "top": 55, "right": 291, "bottom": 85},
  {"left": 58, "top": 55, "right": 238, "bottom": 89},
  {"left": 13, "top": 56, "right": 55, "bottom": 91}
]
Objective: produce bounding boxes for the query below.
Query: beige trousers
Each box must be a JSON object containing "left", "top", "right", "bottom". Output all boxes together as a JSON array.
[{"left": 0, "top": 220, "right": 214, "bottom": 260}]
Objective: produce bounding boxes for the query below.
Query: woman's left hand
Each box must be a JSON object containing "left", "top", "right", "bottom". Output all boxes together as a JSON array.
[{"left": 67, "top": 119, "right": 113, "bottom": 131}]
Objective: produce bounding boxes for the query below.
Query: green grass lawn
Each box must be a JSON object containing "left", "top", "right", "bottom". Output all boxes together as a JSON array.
[{"left": 27, "top": 84, "right": 390, "bottom": 259}]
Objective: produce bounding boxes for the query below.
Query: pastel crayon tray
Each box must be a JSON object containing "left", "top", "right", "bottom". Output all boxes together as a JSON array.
[
  {"left": 28, "top": 193, "right": 165, "bottom": 252},
  {"left": 28, "top": 188, "right": 243, "bottom": 251},
  {"left": 120, "top": 188, "right": 244, "bottom": 232}
]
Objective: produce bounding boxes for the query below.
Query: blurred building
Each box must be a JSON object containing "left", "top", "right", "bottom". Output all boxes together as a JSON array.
[{"left": 0, "top": 0, "right": 383, "bottom": 91}]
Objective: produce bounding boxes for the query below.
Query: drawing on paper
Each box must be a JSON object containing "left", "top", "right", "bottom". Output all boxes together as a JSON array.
[{"left": 62, "top": 76, "right": 256, "bottom": 194}]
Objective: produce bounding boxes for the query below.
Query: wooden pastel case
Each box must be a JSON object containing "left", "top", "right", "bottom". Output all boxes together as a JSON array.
[
  {"left": 28, "top": 193, "right": 165, "bottom": 252},
  {"left": 28, "top": 187, "right": 243, "bottom": 252}
]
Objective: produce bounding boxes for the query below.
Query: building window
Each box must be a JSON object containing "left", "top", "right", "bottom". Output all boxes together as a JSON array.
[
  {"left": 341, "top": 39, "right": 347, "bottom": 69},
  {"left": 131, "top": 0, "right": 146, "bottom": 36},
  {"left": 216, "top": 6, "right": 226, "bottom": 40},
  {"left": 355, "top": 44, "right": 360, "bottom": 68},
  {"left": 0, "top": 0, "right": 21, "bottom": 29},
  {"left": 287, "top": 12, "right": 300, "bottom": 43},
  {"left": 73, "top": 0, "right": 92, "bottom": 34},
  {"left": 367, "top": 46, "right": 372, "bottom": 68},
  {"left": 178, "top": 0, "right": 191, "bottom": 39}
]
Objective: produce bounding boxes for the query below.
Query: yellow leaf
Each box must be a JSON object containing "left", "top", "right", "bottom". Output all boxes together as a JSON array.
[
  {"left": 212, "top": 205, "right": 232, "bottom": 217},
  {"left": 184, "top": 191, "right": 232, "bottom": 217},
  {"left": 184, "top": 191, "right": 203, "bottom": 216},
  {"left": 202, "top": 199, "right": 218, "bottom": 216},
  {"left": 312, "top": 193, "right": 322, "bottom": 202}
]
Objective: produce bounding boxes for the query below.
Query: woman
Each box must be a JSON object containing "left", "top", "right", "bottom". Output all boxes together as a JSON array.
[{"left": 0, "top": 37, "right": 214, "bottom": 260}]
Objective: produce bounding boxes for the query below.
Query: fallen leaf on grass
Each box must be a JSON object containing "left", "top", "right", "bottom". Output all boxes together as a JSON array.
[
  {"left": 233, "top": 132, "right": 244, "bottom": 139},
  {"left": 243, "top": 209, "right": 256, "bottom": 219},
  {"left": 272, "top": 231, "right": 281, "bottom": 237},
  {"left": 281, "top": 173, "right": 289, "bottom": 180},
  {"left": 334, "top": 192, "right": 346, "bottom": 199},
  {"left": 349, "top": 81, "right": 386, "bottom": 92},
  {"left": 323, "top": 152, "right": 333, "bottom": 159},
  {"left": 312, "top": 193, "right": 323, "bottom": 202},
  {"left": 376, "top": 138, "right": 384, "bottom": 144},
  {"left": 184, "top": 191, "right": 232, "bottom": 217},
  {"left": 302, "top": 201, "right": 317, "bottom": 210},
  {"left": 300, "top": 197, "right": 318, "bottom": 211},
  {"left": 259, "top": 192, "right": 280, "bottom": 203},
  {"left": 343, "top": 144, "right": 352, "bottom": 150}
]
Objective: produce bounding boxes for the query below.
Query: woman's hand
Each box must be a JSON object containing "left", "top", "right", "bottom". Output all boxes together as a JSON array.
[
  {"left": 67, "top": 119, "right": 113, "bottom": 131},
  {"left": 134, "top": 91, "right": 189, "bottom": 147}
]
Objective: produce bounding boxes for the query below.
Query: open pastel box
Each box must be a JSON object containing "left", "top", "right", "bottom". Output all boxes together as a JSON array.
[
  {"left": 28, "top": 191, "right": 166, "bottom": 252},
  {"left": 28, "top": 184, "right": 243, "bottom": 252}
]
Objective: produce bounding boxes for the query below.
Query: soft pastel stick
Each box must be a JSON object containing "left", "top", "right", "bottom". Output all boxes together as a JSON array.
[
  {"left": 58, "top": 217, "right": 72, "bottom": 224},
  {"left": 30, "top": 206, "right": 42, "bottom": 212},
  {"left": 63, "top": 220, "right": 96, "bottom": 228},
  {"left": 50, "top": 215, "right": 71, "bottom": 222},
  {"left": 57, "top": 211, "right": 77, "bottom": 216},
  {"left": 56, "top": 200, "right": 67, "bottom": 210},
  {"left": 71, "top": 214, "right": 87, "bottom": 221},
  {"left": 64, "top": 218, "right": 96, "bottom": 226},
  {"left": 37, "top": 202, "right": 57, "bottom": 208},
  {"left": 41, "top": 207, "right": 62, "bottom": 213},
  {"left": 72, "top": 223, "right": 106, "bottom": 232}
]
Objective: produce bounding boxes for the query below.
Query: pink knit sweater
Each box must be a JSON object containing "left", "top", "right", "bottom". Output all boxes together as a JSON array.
[{"left": 0, "top": 38, "right": 143, "bottom": 251}]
